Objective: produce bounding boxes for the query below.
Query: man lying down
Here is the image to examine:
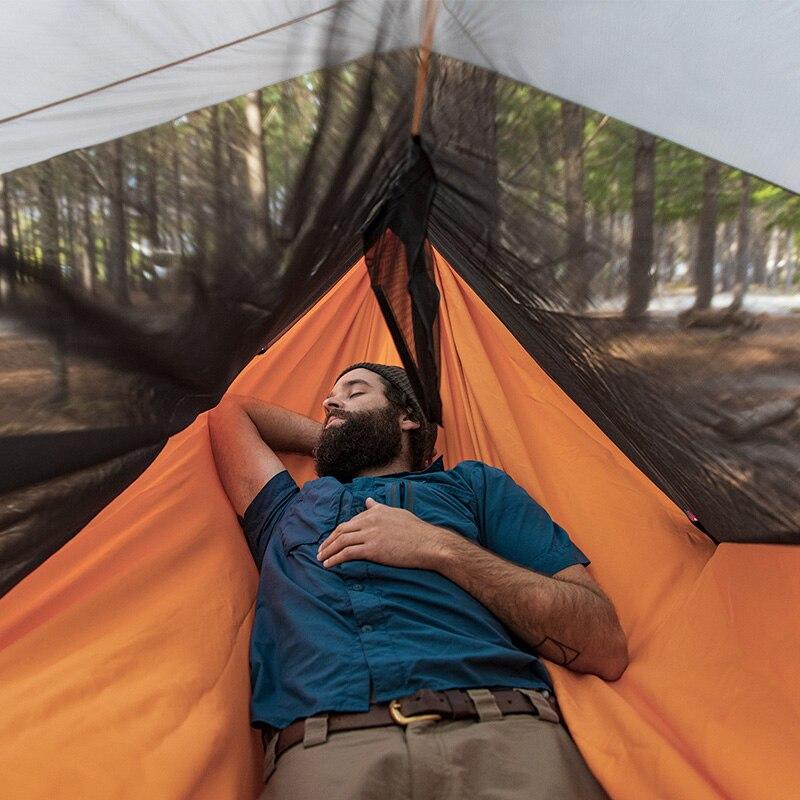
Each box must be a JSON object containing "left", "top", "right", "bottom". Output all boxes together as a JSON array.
[{"left": 209, "top": 362, "right": 627, "bottom": 799}]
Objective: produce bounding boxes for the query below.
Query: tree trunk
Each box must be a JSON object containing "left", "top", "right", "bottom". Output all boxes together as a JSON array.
[
  {"left": 28, "top": 207, "right": 41, "bottom": 265},
  {"left": 80, "top": 159, "right": 97, "bottom": 294},
  {"left": 191, "top": 184, "right": 208, "bottom": 273},
  {"left": 587, "top": 210, "right": 609, "bottom": 296},
  {"left": 244, "top": 90, "right": 273, "bottom": 252},
  {"left": 99, "top": 228, "right": 109, "bottom": 281},
  {"left": 106, "top": 140, "right": 130, "bottom": 304},
  {"left": 65, "top": 195, "right": 78, "bottom": 284},
  {"left": 146, "top": 131, "right": 160, "bottom": 250},
  {"left": 764, "top": 227, "right": 780, "bottom": 288},
  {"left": 751, "top": 213, "right": 768, "bottom": 286},
  {"left": 625, "top": 130, "right": 656, "bottom": 318},
  {"left": 144, "top": 128, "right": 160, "bottom": 299},
  {"left": 224, "top": 111, "right": 248, "bottom": 251},
  {"left": 0, "top": 174, "right": 14, "bottom": 252},
  {"left": 172, "top": 143, "right": 185, "bottom": 260},
  {"left": 692, "top": 159, "right": 720, "bottom": 310},
  {"left": 281, "top": 86, "right": 294, "bottom": 216},
  {"left": 37, "top": 162, "right": 69, "bottom": 401},
  {"left": 210, "top": 104, "right": 228, "bottom": 265},
  {"left": 661, "top": 226, "right": 678, "bottom": 284},
  {"left": 729, "top": 173, "right": 751, "bottom": 311},
  {"left": 652, "top": 223, "right": 665, "bottom": 283},
  {"left": 785, "top": 232, "right": 796, "bottom": 292},
  {"left": 560, "top": 100, "right": 589, "bottom": 310},
  {"left": 38, "top": 161, "right": 61, "bottom": 281},
  {"left": 602, "top": 213, "right": 618, "bottom": 297},
  {"left": 0, "top": 174, "right": 16, "bottom": 303},
  {"left": 718, "top": 220, "right": 735, "bottom": 292},
  {"left": 12, "top": 203, "right": 25, "bottom": 265}
]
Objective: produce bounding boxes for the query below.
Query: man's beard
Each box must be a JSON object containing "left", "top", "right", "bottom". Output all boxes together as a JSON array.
[{"left": 314, "top": 403, "right": 403, "bottom": 483}]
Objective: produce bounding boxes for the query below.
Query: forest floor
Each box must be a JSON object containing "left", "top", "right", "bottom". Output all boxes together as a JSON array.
[
  {"left": 0, "top": 315, "right": 135, "bottom": 435},
  {"left": 605, "top": 309, "right": 800, "bottom": 529},
  {"left": 611, "top": 311, "right": 800, "bottom": 416}
]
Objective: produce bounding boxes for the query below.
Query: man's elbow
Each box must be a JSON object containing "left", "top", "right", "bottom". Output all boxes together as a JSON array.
[
  {"left": 209, "top": 394, "right": 243, "bottom": 419},
  {"left": 597, "top": 629, "right": 630, "bottom": 681},
  {"left": 208, "top": 396, "right": 251, "bottom": 437}
]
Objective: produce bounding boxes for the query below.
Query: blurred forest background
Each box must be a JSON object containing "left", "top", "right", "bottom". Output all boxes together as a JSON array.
[
  {"left": 5, "top": 75, "right": 799, "bottom": 321},
  {"left": 0, "top": 65, "right": 798, "bottom": 508}
]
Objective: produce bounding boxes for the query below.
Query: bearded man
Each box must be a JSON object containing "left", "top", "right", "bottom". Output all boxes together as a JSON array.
[{"left": 208, "top": 362, "right": 627, "bottom": 800}]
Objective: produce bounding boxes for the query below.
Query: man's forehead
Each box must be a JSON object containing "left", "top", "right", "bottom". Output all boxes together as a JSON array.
[{"left": 331, "top": 368, "right": 380, "bottom": 392}]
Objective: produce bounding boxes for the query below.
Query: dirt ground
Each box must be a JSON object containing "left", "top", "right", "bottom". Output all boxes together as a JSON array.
[
  {"left": 606, "top": 312, "right": 800, "bottom": 529},
  {"left": 619, "top": 309, "right": 798, "bottom": 383},
  {"left": 0, "top": 319, "right": 136, "bottom": 435},
  {"left": 612, "top": 312, "right": 800, "bottom": 426}
]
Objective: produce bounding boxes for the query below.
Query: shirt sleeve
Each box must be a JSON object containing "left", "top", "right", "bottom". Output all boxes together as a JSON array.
[
  {"left": 462, "top": 461, "right": 590, "bottom": 576},
  {"left": 238, "top": 470, "right": 300, "bottom": 567}
]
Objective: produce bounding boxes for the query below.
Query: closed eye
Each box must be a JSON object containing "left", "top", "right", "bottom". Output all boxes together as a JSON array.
[{"left": 349, "top": 392, "right": 364, "bottom": 398}]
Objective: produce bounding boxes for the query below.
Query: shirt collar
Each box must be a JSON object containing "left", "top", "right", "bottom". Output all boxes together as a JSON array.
[{"left": 353, "top": 455, "right": 444, "bottom": 481}]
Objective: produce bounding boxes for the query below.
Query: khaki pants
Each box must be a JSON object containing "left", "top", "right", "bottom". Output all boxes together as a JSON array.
[{"left": 259, "top": 712, "right": 609, "bottom": 800}]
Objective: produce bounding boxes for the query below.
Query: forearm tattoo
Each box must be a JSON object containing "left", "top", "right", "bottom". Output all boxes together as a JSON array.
[{"left": 531, "top": 635, "right": 582, "bottom": 666}]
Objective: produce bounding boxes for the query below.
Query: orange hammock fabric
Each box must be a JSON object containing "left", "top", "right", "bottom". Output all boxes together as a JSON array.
[{"left": 1, "top": 250, "right": 798, "bottom": 799}]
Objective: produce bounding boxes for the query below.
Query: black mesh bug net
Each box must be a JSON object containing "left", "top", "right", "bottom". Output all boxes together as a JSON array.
[{"left": 1, "top": 1, "right": 798, "bottom": 597}]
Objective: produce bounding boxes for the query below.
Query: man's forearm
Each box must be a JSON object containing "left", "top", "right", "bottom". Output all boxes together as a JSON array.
[
  {"left": 223, "top": 394, "right": 322, "bottom": 456},
  {"left": 429, "top": 532, "right": 629, "bottom": 681}
]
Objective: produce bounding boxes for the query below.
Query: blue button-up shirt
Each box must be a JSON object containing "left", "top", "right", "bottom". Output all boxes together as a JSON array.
[{"left": 241, "top": 457, "right": 589, "bottom": 729}]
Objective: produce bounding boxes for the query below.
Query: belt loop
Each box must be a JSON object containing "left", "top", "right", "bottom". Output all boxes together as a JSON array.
[
  {"left": 466, "top": 688, "right": 503, "bottom": 722},
  {"left": 514, "top": 688, "right": 560, "bottom": 724},
  {"left": 263, "top": 731, "right": 277, "bottom": 782},
  {"left": 303, "top": 715, "right": 329, "bottom": 748}
]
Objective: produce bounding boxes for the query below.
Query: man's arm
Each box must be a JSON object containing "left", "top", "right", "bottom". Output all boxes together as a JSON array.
[
  {"left": 432, "top": 535, "right": 629, "bottom": 681},
  {"left": 316, "top": 499, "right": 629, "bottom": 681},
  {"left": 208, "top": 394, "right": 322, "bottom": 517}
]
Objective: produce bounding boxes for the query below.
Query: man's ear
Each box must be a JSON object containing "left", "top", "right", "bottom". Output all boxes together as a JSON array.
[{"left": 400, "top": 413, "right": 421, "bottom": 431}]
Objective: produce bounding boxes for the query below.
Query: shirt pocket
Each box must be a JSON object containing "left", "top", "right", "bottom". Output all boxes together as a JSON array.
[
  {"left": 407, "top": 480, "right": 480, "bottom": 542},
  {"left": 278, "top": 478, "right": 346, "bottom": 555},
  {"left": 384, "top": 480, "right": 427, "bottom": 513},
  {"left": 384, "top": 480, "right": 406, "bottom": 511}
]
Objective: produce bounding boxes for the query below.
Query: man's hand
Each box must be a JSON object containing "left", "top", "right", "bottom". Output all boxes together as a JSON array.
[{"left": 317, "top": 497, "right": 457, "bottom": 569}]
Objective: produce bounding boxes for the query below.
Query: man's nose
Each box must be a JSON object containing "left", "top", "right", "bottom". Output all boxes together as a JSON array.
[{"left": 323, "top": 396, "right": 343, "bottom": 413}]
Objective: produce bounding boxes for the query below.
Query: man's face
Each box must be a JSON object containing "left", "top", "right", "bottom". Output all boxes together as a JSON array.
[{"left": 314, "top": 368, "right": 406, "bottom": 482}]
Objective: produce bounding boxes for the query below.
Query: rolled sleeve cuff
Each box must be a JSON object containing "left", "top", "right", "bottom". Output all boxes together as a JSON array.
[
  {"left": 537, "top": 541, "right": 591, "bottom": 576},
  {"left": 239, "top": 470, "right": 299, "bottom": 566}
]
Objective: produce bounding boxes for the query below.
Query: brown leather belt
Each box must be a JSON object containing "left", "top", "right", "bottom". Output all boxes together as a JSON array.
[{"left": 264, "top": 688, "right": 560, "bottom": 763}]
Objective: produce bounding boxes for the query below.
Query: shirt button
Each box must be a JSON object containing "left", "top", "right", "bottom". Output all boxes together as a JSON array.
[
  {"left": 361, "top": 624, "right": 373, "bottom": 633},
  {"left": 351, "top": 583, "right": 364, "bottom": 592}
]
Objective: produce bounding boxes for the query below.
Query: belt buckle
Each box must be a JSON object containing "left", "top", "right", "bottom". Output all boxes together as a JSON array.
[{"left": 388, "top": 698, "right": 442, "bottom": 726}]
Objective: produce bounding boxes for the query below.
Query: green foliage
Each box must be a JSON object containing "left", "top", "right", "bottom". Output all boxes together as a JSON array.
[
  {"left": 583, "top": 116, "right": 633, "bottom": 214},
  {"left": 752, "top": 180, "right": 800, "bottom": 230},
  {"left": 652, "top": 140, "right": 704, "bottom": 223},
  {"left": 495, "top": 81, "right": 564, "bottom": 216}
]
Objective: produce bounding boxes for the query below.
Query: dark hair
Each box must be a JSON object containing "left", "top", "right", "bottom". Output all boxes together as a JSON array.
[{"left": 375, "top": 375, "right": 437, "bottom": 471}]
